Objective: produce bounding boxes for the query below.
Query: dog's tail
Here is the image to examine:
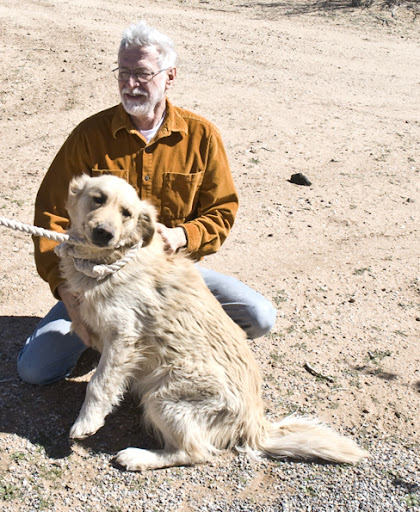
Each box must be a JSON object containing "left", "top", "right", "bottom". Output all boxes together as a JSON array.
[{"left": 257, "top": 416, "right": 368, "bottom": 463}]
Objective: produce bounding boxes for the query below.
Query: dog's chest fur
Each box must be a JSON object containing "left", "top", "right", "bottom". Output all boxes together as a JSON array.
[
  {"left": 59, "top": 229, "right": 264, "bottom": 411},
  {"left": 60, "top": 240, "right": 165, "bottom": 335}
]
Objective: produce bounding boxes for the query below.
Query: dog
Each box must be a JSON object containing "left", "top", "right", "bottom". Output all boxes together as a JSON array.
[{"left": 58, "top": 174, "right": 368, "bottom": 470}]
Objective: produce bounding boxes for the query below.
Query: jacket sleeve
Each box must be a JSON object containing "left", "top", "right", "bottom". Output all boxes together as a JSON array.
[
  {"left": 33, "top": 128, "right": 91, "bottom": 298},
  {"left": 181, "top": 129, "right": 238, "bottom": 259}
]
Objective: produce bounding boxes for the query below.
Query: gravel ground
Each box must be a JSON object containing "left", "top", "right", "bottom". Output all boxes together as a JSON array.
[{"left": 1, "top": 430, "right": 419, "bottom": 511}]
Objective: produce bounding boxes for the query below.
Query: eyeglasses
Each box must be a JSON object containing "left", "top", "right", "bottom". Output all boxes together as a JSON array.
[{"left": 112, "top": 67, "right": 169, "bottom": 83}]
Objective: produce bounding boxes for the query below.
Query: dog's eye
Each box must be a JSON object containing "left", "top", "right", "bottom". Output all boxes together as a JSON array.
[
  {"left": 92, "top": 195, "right": 106, "bottom": 205},
  {"left": 122, "top": 208, "right": 132, "bottom": 219}
]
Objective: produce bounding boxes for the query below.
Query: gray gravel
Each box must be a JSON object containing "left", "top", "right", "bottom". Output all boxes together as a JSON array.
[{"left": 1, "top": 430, "right": 419, "bottom": 511}]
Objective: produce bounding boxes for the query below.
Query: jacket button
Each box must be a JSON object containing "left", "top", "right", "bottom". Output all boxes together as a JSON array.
[{"left": 144, "top": 175, "right": 150, "bottom": 181}]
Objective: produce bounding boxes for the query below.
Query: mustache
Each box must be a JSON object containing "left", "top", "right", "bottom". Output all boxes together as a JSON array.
[{"left": 121, "top": 86, "right": 148, "bottom": 98}]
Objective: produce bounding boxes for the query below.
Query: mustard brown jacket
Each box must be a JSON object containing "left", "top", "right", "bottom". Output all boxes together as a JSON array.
[{"left": 34, "top": 100, "right": 239, "bottom": 298}]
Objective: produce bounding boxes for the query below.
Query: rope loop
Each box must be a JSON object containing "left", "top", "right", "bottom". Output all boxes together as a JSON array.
[{"left": 0, "top": 215, "right": 141, "bottom": 280}]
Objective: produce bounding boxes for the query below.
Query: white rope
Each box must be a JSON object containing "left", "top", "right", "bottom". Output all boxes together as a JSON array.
[
  {"left": 0, "top": 216, "right": 69, "bottom": 242},
  {"left": 55, "top": 241, "right": 142, "bottom": 280},
  {"left": 0, "top": 215, "right": 141, "bottom": 280}
]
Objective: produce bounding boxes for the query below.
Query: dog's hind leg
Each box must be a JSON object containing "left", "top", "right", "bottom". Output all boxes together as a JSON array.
[
  {"left": 70, "top": 341, "right": 136, "bottom": 439},
  {"left": 115, "top": 391, "right": 224, "bottom": 470}
]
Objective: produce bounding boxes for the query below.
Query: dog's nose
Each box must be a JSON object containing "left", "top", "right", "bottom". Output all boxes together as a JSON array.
[{"left": 92, "top": 224, "right": 115, "bottom": 246}]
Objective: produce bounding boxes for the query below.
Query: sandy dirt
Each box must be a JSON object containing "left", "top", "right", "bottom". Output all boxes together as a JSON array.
[{"left": 0, "top": 0, "right": 419, "bottom": 509}]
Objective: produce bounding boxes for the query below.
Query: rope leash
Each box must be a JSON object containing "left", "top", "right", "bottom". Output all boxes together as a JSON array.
[
  {"left": 0, "top": 216, "right": 70, "bottom": 243},
  {"left": 0, "top": 216, "right": 141, "bottom": 280},
  {"left": 55, "top": 241, "right": 142, "bottom": 279}
]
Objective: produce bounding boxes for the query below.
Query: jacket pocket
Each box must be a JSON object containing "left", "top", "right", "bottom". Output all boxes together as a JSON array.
[
  {"left": 161, "top": 171, "right": 205, "bottom": 221},
  {"left": 91, "top": 169, "right": 129, "bottom": 181}
]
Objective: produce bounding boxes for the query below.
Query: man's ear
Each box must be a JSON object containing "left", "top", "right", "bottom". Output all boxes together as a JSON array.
[
  {"left": 164, "top": 67, "right": 176, "bottom": 92},
  {"left": 137, "top": 204, "right": 157, "bottom": 247}
]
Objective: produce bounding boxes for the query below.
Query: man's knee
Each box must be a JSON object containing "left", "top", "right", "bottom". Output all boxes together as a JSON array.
[
  {"left": 17, "top": 349, "right": 77, "bottom": 386},
  {"left": 17, "top": 351, "right": 52, "bottom": 386},
  {"left": 246, "top": 299, "right": 277, "bottom": 339}
]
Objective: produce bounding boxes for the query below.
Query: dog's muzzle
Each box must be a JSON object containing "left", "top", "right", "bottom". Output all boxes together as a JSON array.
[{"left": 91, "top": 224, "right": 115, "bottom": 247}]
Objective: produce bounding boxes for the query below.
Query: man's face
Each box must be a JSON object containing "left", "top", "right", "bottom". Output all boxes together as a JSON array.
[{"left": 117, "top": 45, "right": 174, "bottom": 119}]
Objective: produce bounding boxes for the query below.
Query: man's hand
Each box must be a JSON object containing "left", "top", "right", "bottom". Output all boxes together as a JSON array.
[
  {"left": 57, "top": 283, "right": 92, "bottom": 347},
  {"left": 156, "top": 224, "right": 187, "bottom": 254}
]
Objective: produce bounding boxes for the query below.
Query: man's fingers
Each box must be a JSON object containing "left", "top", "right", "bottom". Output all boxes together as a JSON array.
[{"left": 156, "top": 224, "right": 186, "bottom": 254}]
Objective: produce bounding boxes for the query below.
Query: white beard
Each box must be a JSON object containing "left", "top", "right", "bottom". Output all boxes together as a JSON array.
[{"left": 121, "top": 86, "right": 165, "bottom": 117}]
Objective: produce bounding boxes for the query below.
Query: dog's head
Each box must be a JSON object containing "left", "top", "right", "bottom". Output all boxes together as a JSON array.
[{"left": 66, "top": 174, "right": 156, "bottom": 249}]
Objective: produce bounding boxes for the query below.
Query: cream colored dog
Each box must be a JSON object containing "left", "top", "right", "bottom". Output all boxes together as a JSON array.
[{"left": 60, "top": 174, "right": 368, "bottom": 470}]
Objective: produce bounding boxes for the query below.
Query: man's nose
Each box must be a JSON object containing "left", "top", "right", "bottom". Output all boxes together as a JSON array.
[{"left": 127, "top": 74, "right": 141, "bottom": 87}]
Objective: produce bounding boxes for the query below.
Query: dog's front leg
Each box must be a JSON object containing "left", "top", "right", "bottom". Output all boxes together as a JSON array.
[{"left": 70, "top": 341, "right": 134, "bottom": 439}]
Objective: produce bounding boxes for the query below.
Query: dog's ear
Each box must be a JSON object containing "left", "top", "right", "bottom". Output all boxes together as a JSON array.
[
  {"left": 68, "top": 174, "right": 91, "bottom": 198},
  {"left": 65, "top": 174, "right": 91, "bottom": 221},
  {"left": 137, "top": 204, "right": 156, "bottom": 247}
]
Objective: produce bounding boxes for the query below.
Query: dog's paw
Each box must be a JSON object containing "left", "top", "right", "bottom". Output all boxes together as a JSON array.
[
  {"left": 115, "top": 448, "right": 159, "bottom": 471},
  {"left": 115, "top": 448, "right": 193, "bottom": 470},
  {"left": 69, "top": 416, "right": 104, "bottom": 440}
]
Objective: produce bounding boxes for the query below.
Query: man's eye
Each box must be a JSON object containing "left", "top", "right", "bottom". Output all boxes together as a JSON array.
[
  {"left": 122, "top": 208, "right": 132, "bottom": 218},
  {"left": 134, "top": 69, "right": 152, "bottom": 77}
]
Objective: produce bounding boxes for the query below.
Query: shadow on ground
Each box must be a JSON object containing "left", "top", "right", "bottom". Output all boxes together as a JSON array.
[
  {"left": 0, "top": 315, "right": 156, "bottom": 460},
  {"left": 237, "top": 0, "right": 419, "bottom": 16}
]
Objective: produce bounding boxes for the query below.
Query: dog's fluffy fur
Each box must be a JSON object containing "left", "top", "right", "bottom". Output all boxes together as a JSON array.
[{"left": 61, "top": 174, "right": 368, "bottom": 470}]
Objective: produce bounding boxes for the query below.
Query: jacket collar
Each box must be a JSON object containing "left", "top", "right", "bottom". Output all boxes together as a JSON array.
[{"left": 112, "top": 99, "right": 188, "bottom": 140}]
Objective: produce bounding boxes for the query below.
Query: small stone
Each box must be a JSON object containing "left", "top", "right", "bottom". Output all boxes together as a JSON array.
[{"left": 289, "top": 173, "right": 312, "bottom": 186}]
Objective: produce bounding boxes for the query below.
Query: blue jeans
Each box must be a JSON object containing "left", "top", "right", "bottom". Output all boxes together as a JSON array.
[{"left": 17, "top": 266, "right": 276, "bottom": 385}]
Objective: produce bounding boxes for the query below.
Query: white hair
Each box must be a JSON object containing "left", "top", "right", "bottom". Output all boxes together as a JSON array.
[{"left": 119, "top": 21, "right": 177, "bottom": 68}]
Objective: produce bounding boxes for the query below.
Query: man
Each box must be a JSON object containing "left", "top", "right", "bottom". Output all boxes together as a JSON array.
[{"left": 17, "top": 21, "right": 276, "bottom": 385}]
